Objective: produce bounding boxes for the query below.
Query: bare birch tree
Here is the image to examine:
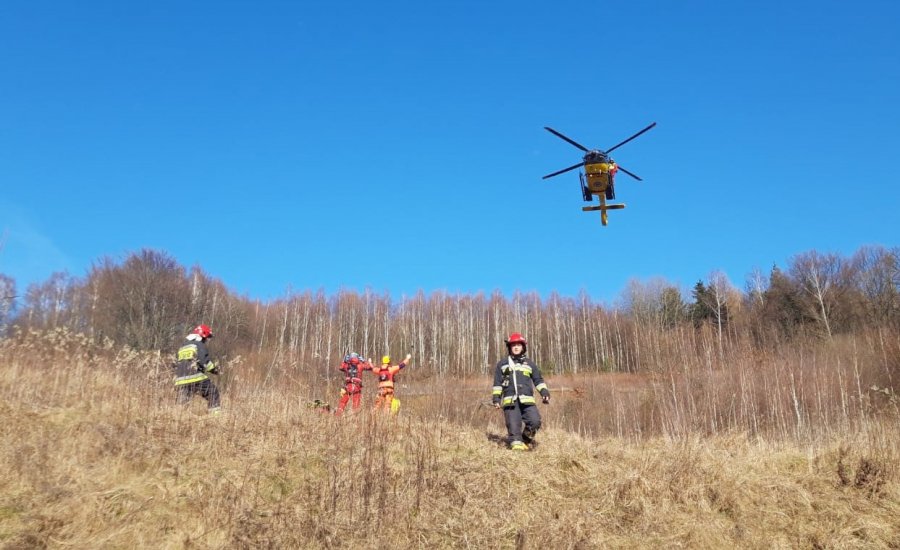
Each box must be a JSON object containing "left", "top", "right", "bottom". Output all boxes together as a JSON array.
[
  {"left": 0, "top": 274, "right": 15, "bottom": 334},
  {"left": 789, "top": 251, "right": 842, "bottom": 338}
]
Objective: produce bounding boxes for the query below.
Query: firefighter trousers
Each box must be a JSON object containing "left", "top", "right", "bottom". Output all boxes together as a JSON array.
[
  {"left": 503, "top": 402, "right": 542, "bottom": 443},
  {"left": 176, "top": 379, "right": 221, "bottom": 409}
]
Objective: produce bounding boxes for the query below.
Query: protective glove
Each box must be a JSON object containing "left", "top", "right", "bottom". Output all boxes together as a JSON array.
[{"left": 542, "top": 395, "right": 550, "bottom": 404}]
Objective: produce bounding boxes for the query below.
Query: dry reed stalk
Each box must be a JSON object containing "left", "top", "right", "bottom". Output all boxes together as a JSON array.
[{"left": 1, "top": 330, "right": 899, "bottom": 548}]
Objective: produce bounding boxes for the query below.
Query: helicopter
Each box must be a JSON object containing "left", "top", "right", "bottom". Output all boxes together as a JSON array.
[{"left": 543, "top": 122, "right": 656, "bottom": 225}]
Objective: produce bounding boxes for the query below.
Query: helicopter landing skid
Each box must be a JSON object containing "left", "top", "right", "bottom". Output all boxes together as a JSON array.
[{"left": 579, "top": 174, "right": 592, "bottom": 202}]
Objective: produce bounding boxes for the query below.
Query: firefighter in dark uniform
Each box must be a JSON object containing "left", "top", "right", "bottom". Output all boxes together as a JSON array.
[
  {"left": 492, "top": 332, "right": 549, "bottom": 450},
  {"left": 173, "top": 324, "right": 221, "bottom": 414}
]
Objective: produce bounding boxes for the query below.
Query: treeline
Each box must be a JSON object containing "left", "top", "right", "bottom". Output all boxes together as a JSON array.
[{"left": 1, "top": 245, "right": 898, "bottom": 383}]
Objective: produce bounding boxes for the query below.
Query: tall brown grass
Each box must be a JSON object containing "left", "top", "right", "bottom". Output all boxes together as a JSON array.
[{"left": 1, "top": 328, "right": 898, "bottom": 548}]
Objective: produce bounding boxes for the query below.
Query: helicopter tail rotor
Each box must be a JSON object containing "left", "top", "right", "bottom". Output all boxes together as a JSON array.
[
  {"left": 582, "top": 204, "right": 626, "bottom": 212},
  {"left": 582, "top": 203, "right": 625, "bottom": 226}
]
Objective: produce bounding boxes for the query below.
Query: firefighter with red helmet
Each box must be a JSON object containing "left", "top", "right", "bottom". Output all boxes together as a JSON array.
[
  {"left": 335, "top": 352, "right": 373, "bottom": 415},
  {"left": 492, "top": 332, "right": 549, "bottom": 450},
  {"left": 173, "top": 324, "right": 221, "bottom": 414},
  {"left": 372, "top": 353, "right": 412, "bottom": 414}
]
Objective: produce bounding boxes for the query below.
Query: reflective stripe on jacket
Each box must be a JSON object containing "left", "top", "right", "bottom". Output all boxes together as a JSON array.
[
  {"left": 173, "top": 338, "right": 214, "bottom": 386},
  {"left": 492, "top": 355, "right": 549, "bottom": 407},
  {"left": 175, "top": 372, "right": 209, "bottom": 386}
]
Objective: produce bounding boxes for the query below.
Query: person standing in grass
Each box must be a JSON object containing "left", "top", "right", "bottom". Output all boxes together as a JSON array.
[
  {"left": 492, "top": 332, "right": 549, "bottom": 450},
  {"left": 372, "top": 353, "right": 412, "bottom": 414},
  {"left": 335, "top": 352, "right": 373, "bottom": 416},
  {"left": 173, "top": 324, "right": 221, "bottom": 414}
]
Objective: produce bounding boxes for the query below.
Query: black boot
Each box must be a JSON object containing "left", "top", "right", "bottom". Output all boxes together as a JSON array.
[{"left": 522, "top": 427, "right": 536, "bottom": 444}]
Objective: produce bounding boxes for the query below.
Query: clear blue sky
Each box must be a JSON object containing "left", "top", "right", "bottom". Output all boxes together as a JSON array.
[{"left": 2, "top": 0, "right": 898, "bottom": 304}]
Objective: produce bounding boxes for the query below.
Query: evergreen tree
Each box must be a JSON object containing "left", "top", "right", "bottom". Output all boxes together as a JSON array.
[
  {"left": 762, "top": 265, "right": 806, "bottom": 336},
  {"left": 691, "top": 281, "right": 713, "bottom": 327}
]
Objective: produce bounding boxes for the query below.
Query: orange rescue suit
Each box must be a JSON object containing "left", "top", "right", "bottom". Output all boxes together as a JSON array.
[{"left": 372, "top": 360, "right": 406, "bottom": 411}]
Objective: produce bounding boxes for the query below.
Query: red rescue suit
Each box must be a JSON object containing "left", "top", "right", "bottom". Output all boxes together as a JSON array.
[{"left": 336, "top": 357, "right": 372, "bottom": 415}]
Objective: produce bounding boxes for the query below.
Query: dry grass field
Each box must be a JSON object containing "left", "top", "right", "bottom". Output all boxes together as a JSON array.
[{"left": 2, "top": 329, "right": 899, "bottom": 549}]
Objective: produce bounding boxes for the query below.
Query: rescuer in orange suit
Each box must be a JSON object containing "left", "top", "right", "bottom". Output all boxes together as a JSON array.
[
  {"left": 372, "top": 353, "right": 412, "bottom": 413},
  {"left": 335, "top": 352, "right": 373, "bottom": 415}
]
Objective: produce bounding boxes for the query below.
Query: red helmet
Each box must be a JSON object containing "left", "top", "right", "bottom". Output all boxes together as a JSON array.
[
  {"left": 192, "top": 324, "right": 213, "bottom": 339},
  {"left": 505, "top": 332, "right": 527, "bottom": 351}
]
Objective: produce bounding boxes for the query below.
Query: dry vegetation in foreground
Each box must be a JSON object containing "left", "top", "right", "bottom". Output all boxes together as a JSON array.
[{"left": 1, "top": 331, "right": 899, "bottom": 549}]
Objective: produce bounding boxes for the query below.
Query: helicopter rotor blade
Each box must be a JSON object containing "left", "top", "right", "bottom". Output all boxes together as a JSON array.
[
  {"left": 544, "top": 127, "right": 590, "bottom": 152},
  {"left": 542, "top": 161, "right": 585, "bottom": 180},
  {"left": 604, "top": 122, "right": 657, "bottom": 155},
  {"left": 617, "top": 165, "right": 643, "bottom": 181}
]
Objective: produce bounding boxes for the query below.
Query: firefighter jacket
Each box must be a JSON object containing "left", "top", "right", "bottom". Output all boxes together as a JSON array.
[
  {"left": 372, "top": 360, "right": 406, "bottom": 392},
  {"left": 173, "top": 335, "right": 217, "bottom": 386},
  {"left": 492, "top": 355, "right": 549, "bottom": 407},
  {"left": 339, "top": 360, "right": 373, "bottom": 393}
]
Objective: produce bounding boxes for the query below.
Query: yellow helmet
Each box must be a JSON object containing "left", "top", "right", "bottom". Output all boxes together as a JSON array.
[{"left": 382, "top": 355, "right": 391, "bottom": 365}]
